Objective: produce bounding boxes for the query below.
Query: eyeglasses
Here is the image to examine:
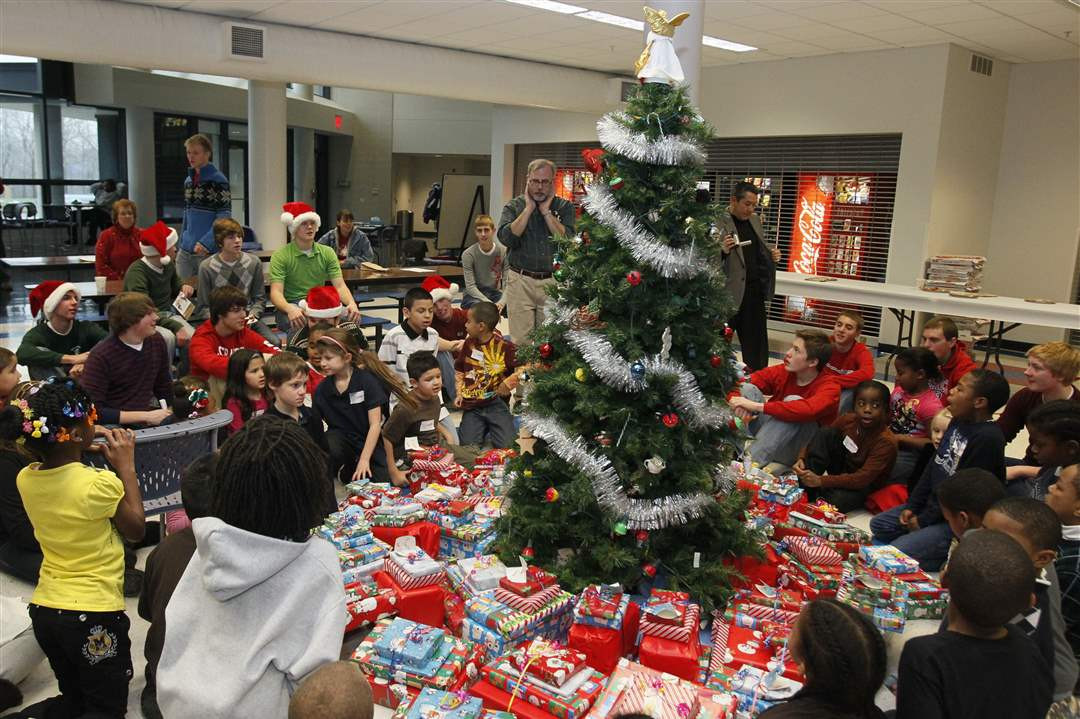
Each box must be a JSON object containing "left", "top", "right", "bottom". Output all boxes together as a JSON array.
[{"left": 528, "top": 178, "right": 553, "bottom": 187}]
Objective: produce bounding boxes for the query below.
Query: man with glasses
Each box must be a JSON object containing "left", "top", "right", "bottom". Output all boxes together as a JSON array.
[{"left": 497, "top": 158, "right": 575, "bottom": 350}]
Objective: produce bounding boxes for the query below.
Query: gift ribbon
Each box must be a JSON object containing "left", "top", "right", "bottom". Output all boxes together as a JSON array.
[{"left": 505, "top": 639, "right": 561, "bottom": 712}]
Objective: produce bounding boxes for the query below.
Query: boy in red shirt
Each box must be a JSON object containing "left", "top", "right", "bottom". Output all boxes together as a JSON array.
[
  {"left": 423, "top": 275, "right": 467, "bottom": 408},
  {"left": 823, "top": 309, "right": 875, "bottom": 414},
  {"left": 921, "top": 316, "right": 976, "bottom": 402},
  {"left": 189, "top": 286, "right": 279, "bottom": 381},
  {"left": 454, "top": 301, "right": 518, "bottom": 448},
  {"left": 729, "top": 329, "right": 840, "bottom": 470}
]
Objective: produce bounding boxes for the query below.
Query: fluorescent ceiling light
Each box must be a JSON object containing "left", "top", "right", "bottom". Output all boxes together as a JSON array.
[
  {"left": 504, "top": 0, "right": 587, "bottom": 13},
  {"left": 576, "top": 10, "right": 645, "bottom": 31},
  {"left": 702, "top": 36, "right": 757, "bottom": 52}
]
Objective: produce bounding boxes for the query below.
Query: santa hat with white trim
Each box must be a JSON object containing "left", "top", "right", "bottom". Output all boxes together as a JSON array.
[
  {"left": 280, "top": 201, "right": 321, "bottom": 235},
  {"left": 29, "top": 280, "right": 79, "bottom": 321},
  {"left": 421, "top": 275, "right": 459, "bottom": 304},
  {"left": 298, "top": 285, "right": 344, "bottom": 319},
  {"left": 140, "top": 221, "right": 178, "bottom": 264}
]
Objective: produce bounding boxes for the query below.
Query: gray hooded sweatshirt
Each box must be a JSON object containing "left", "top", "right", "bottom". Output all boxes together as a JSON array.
[{"left": 156, "top": 517, "right": 347, "bottom": 719}]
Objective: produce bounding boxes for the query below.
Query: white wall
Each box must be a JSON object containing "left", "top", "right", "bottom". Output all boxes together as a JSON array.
[
  {"left": 985, "top": 59, "right": 1080, "bottom": 344},
  {"left": 392, "top": 155, "right": 490, "bottom": 231},
  {"left": 393, "top": 95, "right": 491, "bottom": 156}
]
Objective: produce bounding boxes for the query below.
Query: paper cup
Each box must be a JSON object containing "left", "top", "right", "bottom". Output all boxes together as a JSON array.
[{"left": 95, "top": 276, "right": 107, "bottom": 293}]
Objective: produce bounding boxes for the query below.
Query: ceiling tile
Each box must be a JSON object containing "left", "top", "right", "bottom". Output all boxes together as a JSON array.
[
  {"left": 733, "top": 12, "right": 821, "bottom": 31},
  {"left": 762, "top": 40, "right": 833, "bottom": 56},
  {"left": 785, "top": 1, "right": 890, "bottom": 23},
  {"left": 863, "top": 0, "right": 965, "bottom": 14},
  {"left": 939, "top": 16, "right": 1030, "bottom": 37},
  {"left": 816, "top": 35, "right": 895, "bottom": 51},
  {"left": 263, "top": 1, "right": 379, "bottom": 25},
  {"left": 827, "top": 14, "right": 924, "bottom": 33},
  {"left": 966, "top": 28, "right": 1080, "bottom": 60},
  {"left": 125, "top": 0, "right": 188, "bottom": 7},
  {"left": 702, "top": 23, "right": 792, "bottom": 46},
  {"left": 864, "top": 25, "right": 956, "bottom": 44},
  {"left": 176, "top": 0, "right": 281, "bottom": 18},
  {"left": 894, "top": 2, "right": 1001, "bottom": 24},
  {"left": 771, "top": 25, "right": 873, "bottom": 42},
  {"left": 973, "top": 0, "right": 1073, "bottom": 17},
  {"left": 1010, "top": 8, "right": 1080, "bottom": 36},
  {"left": 703, "top": 0, "right": 782, "bottom": 21}
]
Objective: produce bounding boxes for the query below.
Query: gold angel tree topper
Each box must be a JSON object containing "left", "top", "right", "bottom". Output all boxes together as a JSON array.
[{"left": 635, "top": 6, "right": 690, "bottom": 84}]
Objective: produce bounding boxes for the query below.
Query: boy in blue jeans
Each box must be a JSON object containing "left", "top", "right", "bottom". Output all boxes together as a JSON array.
[
  {"left": 871, "top": 369, "right": 1009, "bottom": 570},
  {"left": 454, "top": 302, "right": 518, "bottom": 449}
]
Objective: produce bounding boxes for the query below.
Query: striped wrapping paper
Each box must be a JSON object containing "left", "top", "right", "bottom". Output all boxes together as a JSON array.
[
  {"left": 615, "top": 667, "right": 701, "bottom": 719},
  {"left": 709, "top": 619, "right": 730, "bottom": 674},
  {"left": 640, "top": 602, "right": 700, "bottom": 642},
  {"left": 493, "top": 585, "right": 563, "bottom": 613},
  {"left": 785, "top": 536, "right": 843, "bottom": 566},
  {"left": 385, "top": 557, "right": 447, "bottom": 591}
]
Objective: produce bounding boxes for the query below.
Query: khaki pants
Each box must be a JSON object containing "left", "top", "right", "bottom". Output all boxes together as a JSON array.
[{"left": 505, "top": 269, "right": 553, "bottom": 346}]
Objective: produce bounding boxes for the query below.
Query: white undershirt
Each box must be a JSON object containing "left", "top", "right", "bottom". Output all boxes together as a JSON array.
[
  {"left": 141, "top": 257, "right": 164, "bottom": 274},
  {"left": 46, "top": 319, "right": 72, "bottom": 336},
  {"left": 1063, "top": 524, "right": 1080, "bottom": 541},
  {"left": 121, "top": 338, "right": 144, "bottom": 351}
]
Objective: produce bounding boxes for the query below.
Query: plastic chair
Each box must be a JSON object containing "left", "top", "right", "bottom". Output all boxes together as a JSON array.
[{"left": 86, "top": 410, "right": 233, "bottom": 514}]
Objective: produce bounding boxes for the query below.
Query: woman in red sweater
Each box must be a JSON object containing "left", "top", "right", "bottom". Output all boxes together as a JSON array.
[{"left": 94, "top": 199, "right": 142, "bottom": 280}]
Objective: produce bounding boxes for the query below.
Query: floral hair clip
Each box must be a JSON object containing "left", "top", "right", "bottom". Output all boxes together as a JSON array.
[
  {"left": 29, "top": 416, "right": 49, "bottom": 440},
  {"left": 187, "top": 388, "right": 210, "bottom": 418},
  {"left": 62, "top": 402, "right": 85, "bottom": 419},
  {"left": 14, "top": 399, "right": 32, "bottom": 421},
  {"left": 55, "top": 427, "right": 71, "bottom": 443}
]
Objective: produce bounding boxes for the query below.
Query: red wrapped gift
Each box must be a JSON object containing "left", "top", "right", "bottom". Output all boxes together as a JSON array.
[
  {"left": 638, "top": 631, "right": 703, "bottom": 683},
  {"left": 372, "top": 521, "right": 441, "bottom": 559},
  {"left": 365, "top": 674, "right": 419, "bottom": 710},
  {"left": 725, "top": 543, "right": 783, "bottom": 590},
  {"left": 448, "top": 500, "right": 475, "bottom": 517},
  {"left": 772, "top": 524, "right": 862, "bottom": 558},
  {"left": 469, "top": 679, "right": 551, "bottom": 719},
  {"left": 508, "top": 638, "right": 588, "bottom": 687},
  {"left": 444, "top": 592, "right": 465, "bottom": 637},
  {"left": 644, "top": 589, "right": 690, "bottom": 626},
  {"left": 640, "top": 602, "right": 700, "bottom": 643},
  {"left": 499, "top": 566, "right": 559, "bottom": 597},
  {"left": 720, "top": 623, "right": 801, "bottom": 681},
  {"left": 344, "top": 582, "right": 399, "bottom": 633},
  {"left": 373, "top": 570, "right": 446, "bottom": 628},
  {"left": 568, "top": 601, "right": 640, "bottom": 675},
  {"left": 731, "top": 586, "right": 805, "bottom": 614},
  {"left": 784, "top": 536, "right": 843, "bottom": 567}
]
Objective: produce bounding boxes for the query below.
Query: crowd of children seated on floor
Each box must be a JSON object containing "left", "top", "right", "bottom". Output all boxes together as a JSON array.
[{"left": 0, "top": 265, "right": 1078, "bottom": 717}]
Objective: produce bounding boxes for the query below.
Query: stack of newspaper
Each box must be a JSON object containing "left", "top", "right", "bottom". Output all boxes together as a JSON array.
[{"left": 923, "top": 255, "right": 986, "bottom": 293}]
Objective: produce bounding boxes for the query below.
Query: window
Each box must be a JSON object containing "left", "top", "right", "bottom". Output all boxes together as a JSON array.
[
  {"left": 0, "top": 93, "right": 44, "bottom": 179},
  {"left": 154, "top": 114, "right": 249, "bottom": 224}
]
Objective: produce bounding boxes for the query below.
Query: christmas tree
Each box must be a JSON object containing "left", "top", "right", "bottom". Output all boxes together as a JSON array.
[{"left": 495, "top": 9, "right": 757, "bottom": 612}]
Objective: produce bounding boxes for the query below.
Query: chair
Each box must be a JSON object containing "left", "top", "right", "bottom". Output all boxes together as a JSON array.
[
  {"left": 87, "top": 410, "right": 232, "bottom": 514},
  {"left": 242, "top": 225, "right": 262, "bottom": 251},
  {"left": 14, "top": 202, "right": 37, "bottom": 220},
  {"left": 2, "top": 203, "right": 17, "bottom": 220},
  {"left": 372, "top": 224, "right": 400, "bottom": 266}
]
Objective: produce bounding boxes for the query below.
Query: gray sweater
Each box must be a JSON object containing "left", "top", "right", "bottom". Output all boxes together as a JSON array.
[
  {"left": 461, "top": 241, "right": 507, "bottom": 303},
  {"left": 194, "top": 251, "right": 266, "bottom": 321}
]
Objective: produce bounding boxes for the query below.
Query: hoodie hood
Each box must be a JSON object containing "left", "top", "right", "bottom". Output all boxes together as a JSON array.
[{"left": 192, "top": 516, "right": 312, "bottom": 601}]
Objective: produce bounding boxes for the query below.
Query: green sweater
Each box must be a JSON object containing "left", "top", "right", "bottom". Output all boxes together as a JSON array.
[
  {"left": 16, "top": 319, "right": 107, "bottom": 368},
  {"left": 123, "top": 258, "right": 182, "bottom": 313}
]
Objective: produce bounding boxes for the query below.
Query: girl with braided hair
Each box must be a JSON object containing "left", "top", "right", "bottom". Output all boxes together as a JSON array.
[
  {"left": 312, "top": 327, "right": 414, "bottom": 483},
  {"left": 3, "top": 379, "right": 143, "bottom": 717},
  {"left": 156, "top": 415, "right": 346, "bottom": 719},
  {"left": 759, "top": 599, "right": 886, "bottom": 719},
  {"left": 1016, "top": 399, "right": 1080, "bottom": 500}
]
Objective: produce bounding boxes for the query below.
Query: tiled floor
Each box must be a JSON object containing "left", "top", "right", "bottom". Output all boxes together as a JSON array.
[{"left": 0, "top": 265, "right": 1034, "bottom": 717}]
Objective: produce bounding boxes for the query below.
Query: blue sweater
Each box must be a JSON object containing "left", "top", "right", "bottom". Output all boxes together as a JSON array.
[
  {"left": 908, "top": 418, "right": 1005, "bottom": 527},
  {"left": 180, "top": 163, "right": 231, "bottom": 254}
]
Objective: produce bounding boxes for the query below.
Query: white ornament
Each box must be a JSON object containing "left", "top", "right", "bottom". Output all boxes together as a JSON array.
[{"left": 644, "top": 456, "right": 667, "bottom": 474}]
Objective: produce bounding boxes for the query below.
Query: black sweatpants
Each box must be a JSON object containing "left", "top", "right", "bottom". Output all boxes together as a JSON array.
[
  {"left": 730, "top": 288, "right": 770, "bottom": 372},
  {"left": 802, "top": 426, "right": 870, "bottom": 513},
  {"left": 28, "top": 604, "right": 132, "bottom": 718},
  {"left": 325, "top": 429, "right": 390, "bottom": 484}
]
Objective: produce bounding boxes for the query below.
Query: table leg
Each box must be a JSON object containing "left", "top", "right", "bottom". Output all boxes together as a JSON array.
[
  {"left": 980, "top": 321, "right": 1021, "bottom": 375},
  {"left": 883, "top": 308, "right": 914, "bottom": 381},
  {"left": 374, "top": 324, "right": 383, "bottom": 351}
]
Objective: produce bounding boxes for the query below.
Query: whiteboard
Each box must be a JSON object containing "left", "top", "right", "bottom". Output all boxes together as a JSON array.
[{"left": 436, "top": 174, "right": 490, "bottom": 251}]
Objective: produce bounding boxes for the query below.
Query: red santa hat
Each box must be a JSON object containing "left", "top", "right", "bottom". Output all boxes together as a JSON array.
[
  {"left": 298, "top": 285, "right": 344, "bottom": 319},
  {"left": 29, "top": 280, "right": 79, "bottom": 320},
  {"left": 421, "top": 275, "right": 459, "bottom": 304},
  {"left": 140, "top": 221, "right": 178, "bottom": 263},
  {"left": 280, "top": 201, "right": 321, "bottom": 235}
]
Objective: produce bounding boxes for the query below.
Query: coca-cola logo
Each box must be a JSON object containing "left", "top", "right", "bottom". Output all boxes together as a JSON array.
[{"left": 792, "top": 196, "right": 825, "bottom": 275}]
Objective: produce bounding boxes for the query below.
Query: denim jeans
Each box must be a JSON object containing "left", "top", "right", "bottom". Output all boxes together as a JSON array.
[
  {"left": 461, "top": 286, "right": 502, "bottom": 309},
  {"left": 869, "top": 505, "right": 954, "bottom": 571},
  {"left": 460, "top": 400, "right": 515, "bottom": 449},
  {"left": 740, "top": 382, "right": 818, "bottom": 469}
]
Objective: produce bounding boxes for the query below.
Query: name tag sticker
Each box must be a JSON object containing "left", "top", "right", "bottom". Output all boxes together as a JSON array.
[
  {"left": 419, "top": 419, "right": 436, "bottom": 432},
  {"left": 349, "top": 390, "right": 366, "bottom": 405},
  {"left": 471, "top": 349, "right": 485, "bottom": 361},
  {"left": 404, "top": 436, "right": 421, "bottom": 451},
  {"left": 843, "top": 435, "right": 859, "bottom": 453}
]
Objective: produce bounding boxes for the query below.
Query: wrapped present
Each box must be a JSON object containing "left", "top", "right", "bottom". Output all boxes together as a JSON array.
[
  {"left": 463, "top": 611, "right": 573, "bottom": 657},
  {"left": 858, "top": 545, "right": 920, "bottom": 575},
  {"left": 345, "top": 581, "right": 399, "bottom": 632},
  {"left": 639, "top": 599, "right": 700, "bottom": 643},
  {"left": 728, "top": 665, "right": 802, "bottom": 714},
  {"left": 778, "top": 552, "right": 843, "bottom": 593},
  {"left": 458, "top": 555, "right": 508, "bottom": 593},
  {"left": 473, "top": 498, "right": 504, "bottom": 521},
  {"left": 322, "top": 529, "right": 377, "bottom": 550},
  {"left": 441, "top": 534, "right": 497, "bottom": 561},
  {"left": 465, "top": 592, "right": 574, "bottom": 641},
  {"left": 758, "top": 474, "right": 804, "bottom": 506},
  {"left": 482, "top": 660, "right": 605, "bottom": 719},
  {"left": 353, "top": 619, "right": 486, "bottom": 698},
  {"left": 715, "top": 622, "right": 801, "bottom": 681},
  {"left": 344, "top": 556, "right": 392, "bottom": 586},
  {"left": 386, "top": 544, "right": 446, "bottom": 591},
  {"left": 783, "top": 536, "right": 843, "bottom": 567},
  {"left": 375, "top": 570, "right": 447, "bottom": 629},
  {"left": 445, "top": 523, "right": 496, "bottom": 542},
  {"left": 340, "top": 540, "right": 391, "bottom": 567},
  {"left": 416, "top": 484, "right": 465, "bottom": 505},
  {"left": 643, "top": 589, "right": 691, "bottom": 626},
  {"left": 375, "top": 509, "right": 431, "bottom": 528},
  {"left": 568, "top": 600, "right": 640, "bottom": 675},
  {"left": 786, "top": 511, "right": 870, "bottom": 544},
  {"left": 638, "top": 631, "right": 703, "bottom": 683},
  {"left": 499, "top": 563, "right": 559, "bottom": 597},
  {"left": 574, "top": 585, "right": 628, "bottom": 629},
  {"left": 494, "top": 585, "right": 563, "bottom": 614},
  {"left": 905, "top": 595, "right": 949, "bottom": 620},
  {"left": 402, "top": 688, "right": 484, "bottom": 719},
  {"left": 836, "top": 582, "right": 908, "bottom": 632},
  {"left": 374, "top": 617, "right": 448, "bottom": 668},
  {"left": 799, "top": 498, "right": 846, "bottom": 524},
  {"left": 508, "top": 638, "right": 587, "bottom": 687},
  {"left": 475, "top": 448, "right": 517, "bottom": 466},
  {"left": 694, "top": 686, "right": 738, "bottom": 719},
  {"left": 440, "top": 513, "right": 476, "bottom": 531},
  {"left": 731, "top": 585, "right": 805, "bottom": 614},
  {"left": 599, "top": 659, "right": 701, "bottom": 719}
]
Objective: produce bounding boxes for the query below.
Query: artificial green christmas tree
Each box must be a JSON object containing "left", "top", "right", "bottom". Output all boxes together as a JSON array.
[{"left": 495, "top": 9, "right": 757, "bottom": 612}]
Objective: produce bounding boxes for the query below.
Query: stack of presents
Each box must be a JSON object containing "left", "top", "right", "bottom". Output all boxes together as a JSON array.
[{"left": 320, "top": 453, "right": 948, "bottom": 718}]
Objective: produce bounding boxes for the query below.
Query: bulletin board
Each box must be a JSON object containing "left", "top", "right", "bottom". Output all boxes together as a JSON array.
[{"left": 436, "top": 174, "right": 490, "bottom": 251}]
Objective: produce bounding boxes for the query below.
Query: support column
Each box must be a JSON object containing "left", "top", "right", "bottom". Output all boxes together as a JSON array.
[
  {"left": 248, "top": 80, "right": 288, "bottom": 250},
  {"left": 643, "top": 0, "right": 704, "bottom": 104},
  {"left": 290, "top": 83, "right": 316, "bottom": 214},
  {"left": 124, "top": 106, "right": 155, "bottom": 218}
]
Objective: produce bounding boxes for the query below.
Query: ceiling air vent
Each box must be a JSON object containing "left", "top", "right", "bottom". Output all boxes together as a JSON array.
[
  {"left": 970, "top": 53, "right": 993, "bottom": 77},
  {"left": 224, "top": 22, "right": 265, "bottom": 62}
]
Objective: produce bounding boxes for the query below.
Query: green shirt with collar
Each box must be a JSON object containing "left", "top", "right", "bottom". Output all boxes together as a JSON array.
[{"left": 269, "top": 241, "right": 343, "bottom": 303}]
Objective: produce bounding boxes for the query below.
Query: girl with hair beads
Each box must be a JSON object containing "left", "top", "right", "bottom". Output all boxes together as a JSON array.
[
  {"left": 156, "top": 415, "right": 346, "bottom": 718},
  {"left": 759, "top": 599, "right": 887, "bottom": 719},
  {"left": 0, "top": 382, "right": 44, "bottom": 582},
  {"left": 4, "top": 380, "right": 144, "bottom": 717},
  {"left": 221, "top": 349, "right": 268, "bottom": 435},
  {"left": 312, "top": 327, "right": 413, "bottom": 483}
]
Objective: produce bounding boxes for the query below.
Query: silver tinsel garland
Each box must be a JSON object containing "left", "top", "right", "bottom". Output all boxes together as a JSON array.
[
  {"left": 522, "top": 413, "right": 718, "bottom": 530},
  {"left": 564, "top": 329, "right": 733, "bottom": 430},
  {"left": 583, "top": 182, "right": 716, "bottom": 280},
  {"left": 596, "top": 113, "right": 706, "bottom": 167}
]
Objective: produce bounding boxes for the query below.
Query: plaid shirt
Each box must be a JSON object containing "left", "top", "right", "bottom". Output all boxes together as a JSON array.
[{"left": 1056, "top": 530, "right": 1080, "bottom": 657}]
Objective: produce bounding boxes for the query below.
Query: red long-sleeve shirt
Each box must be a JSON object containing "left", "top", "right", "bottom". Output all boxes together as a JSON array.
[
  {"left": 188, "top": 320, "right": 280, "bottom": 380},
  {"left": 823, "top": 340, "right": 875, "bottom": 389},
  {"left": 930, "top": 342, "right": 978, "bottom": 401},
  {"left": 95, "top": 225, "right": 142, "bottom": 280},
  {"left": 748, "top": 363, "right": 841, "bottom": 425}
]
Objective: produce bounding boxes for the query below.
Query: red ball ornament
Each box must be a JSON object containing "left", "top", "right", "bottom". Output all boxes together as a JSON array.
[
  {"left": 635, "top": 530, "right": 649, "bottom": 543},
  {"left": 539, "top": 343, "right": 553, "bottom": 359},
  {"left": 710, "top": 354, "right": 723, "bottom": 368},
  {"left": 642, "top": 562, "right": 657, "bottom": 578},
  {"left": 545, "top": 487, "right": 560, "bottom": 503},
  {"left": 626, "top": 270, "right": 642, "bottom": 287},
  {"left": 522, "top": 546, "right": 535, "bottom": 560},
  {"left": 581, "top": 148, "right": 606, "bottom": 176},
  {"left": 723, "top": 325, "right": 734, "bottom": 340},
  {"left": 662, "top": 412, "right": 680, "bottom": 428}
]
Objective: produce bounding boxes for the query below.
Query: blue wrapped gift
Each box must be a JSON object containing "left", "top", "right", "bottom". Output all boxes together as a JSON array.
[
  {"left": 572, "top": 588, "right": 629, "bottom": 630},
  {"left": 405, "top": 688, "right": 484, "bottom": 719},
  {"left": 374, "top": 618, "right": 446, "bottom": 667},
  {"left": 369, "top": 631, "right": 456, "bottom": 679}
]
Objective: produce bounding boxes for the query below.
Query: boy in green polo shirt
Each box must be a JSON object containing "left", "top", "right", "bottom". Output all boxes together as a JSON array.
[{"left": 269, "top": 201, "right": 361, "bottom": 335}]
